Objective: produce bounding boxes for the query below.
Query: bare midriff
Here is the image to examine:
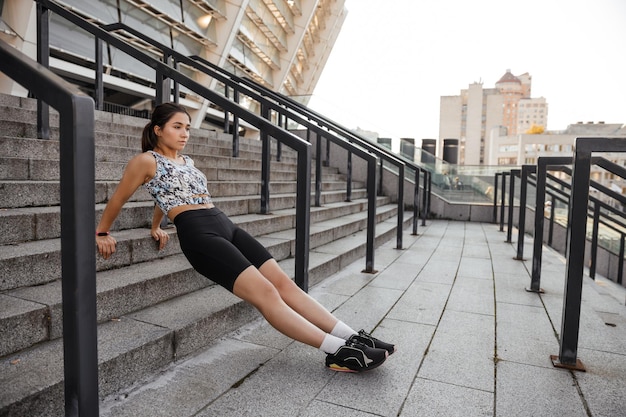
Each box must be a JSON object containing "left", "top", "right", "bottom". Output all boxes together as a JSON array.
[{"left": 167, "top": 202, "right": 215, "bottom": 222}]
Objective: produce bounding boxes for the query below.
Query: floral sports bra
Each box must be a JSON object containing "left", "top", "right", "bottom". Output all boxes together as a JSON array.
[{"left": 144, "top": 150, "right": 212, "bottom": 214}]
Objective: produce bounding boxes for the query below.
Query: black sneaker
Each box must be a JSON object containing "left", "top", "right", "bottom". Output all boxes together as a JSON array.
[
  {"left": 325, "top": 340, "right": 388, "bottom": 372},
  {"left": 349, "top": 329, "right": 396, "bottom": 355}
]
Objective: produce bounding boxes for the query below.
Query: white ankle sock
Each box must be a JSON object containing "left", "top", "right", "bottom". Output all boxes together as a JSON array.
[
  {"left": 330, "top": 320, "right": 357, "bottom": 340},
  {"left": 319, "top": 334, "right": 346, "bottom": 354}
]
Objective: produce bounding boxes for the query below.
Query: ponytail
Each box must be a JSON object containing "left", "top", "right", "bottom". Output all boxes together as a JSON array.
[{"left": 141, "top": 102, "right": 191, "bottom": 152}]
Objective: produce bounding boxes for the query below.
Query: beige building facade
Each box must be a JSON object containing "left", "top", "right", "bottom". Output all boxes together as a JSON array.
[{"left": 439, "top": 70, "right": 548, "bottom": 166}]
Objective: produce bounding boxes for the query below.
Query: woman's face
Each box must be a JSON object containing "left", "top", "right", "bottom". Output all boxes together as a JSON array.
[{"left": 155, "top": 112, "right": 191, "bottom": 151}]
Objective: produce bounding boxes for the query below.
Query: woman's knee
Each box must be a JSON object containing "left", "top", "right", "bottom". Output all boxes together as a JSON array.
[
  {"left": 232, "top": 266, "right": 282, "bottom": 307},
  {"left": 258, "top": 259, "right": 295, "bottom": 289}
]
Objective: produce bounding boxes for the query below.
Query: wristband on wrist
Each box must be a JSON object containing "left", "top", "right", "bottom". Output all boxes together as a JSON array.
[{"left": 96, "top": 231, "right": 110, "bottom": 237}]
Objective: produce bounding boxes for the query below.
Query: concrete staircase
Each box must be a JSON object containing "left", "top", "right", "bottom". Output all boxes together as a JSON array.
[{"left": 0, "top": 94, "right": 411, "bottom": 416}]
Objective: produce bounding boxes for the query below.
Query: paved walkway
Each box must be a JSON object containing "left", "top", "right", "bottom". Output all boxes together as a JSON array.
[{"left": 101, "top": 220, "right": 626, "bottom": 417}]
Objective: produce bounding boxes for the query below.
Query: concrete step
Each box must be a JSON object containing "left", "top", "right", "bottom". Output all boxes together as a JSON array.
[
  {"left": 0, "top": 196, "right": 390, "bottom": 291},
  {"left": 0, "top": 201, "right": 396, "bottom": 358},
  {"left": 0, "top": 212, "right": 412, "bottom": 416},
  {"left": 0, "top": 184, "right": 368, "bottom": 245},
  {"left": 0, "top": 135, "right": 298, "bottom": 168},
  {"left": 0, "top": 176, "right": 362, "bottom": 209},
  {"left": 0, "top": 155, "right": 322, "bottom": 182}
]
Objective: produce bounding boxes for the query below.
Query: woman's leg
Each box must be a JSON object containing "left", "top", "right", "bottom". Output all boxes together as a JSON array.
[
  {"left": 232, "top": 265, "right": 327, "bottom": 349},
  {"left": 257, "top": 259, "right": 340, "bottom": 334}
]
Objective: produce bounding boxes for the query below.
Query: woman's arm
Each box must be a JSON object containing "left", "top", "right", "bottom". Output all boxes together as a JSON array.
[
  {"left": 150, "top": 205, "right": 170, "bottom": 250},
  {"left": 96, "top": 153, "right": 155, "bottom": 259}
]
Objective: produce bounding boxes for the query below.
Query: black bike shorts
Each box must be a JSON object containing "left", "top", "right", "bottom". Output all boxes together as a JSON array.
[{"left": 174, "top": 207, "right": 273, "bottom": 292}]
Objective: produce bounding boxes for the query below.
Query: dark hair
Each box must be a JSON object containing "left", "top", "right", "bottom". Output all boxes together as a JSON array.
[{"left": 141, "top": 102, "right": 191, "bottom": 152}]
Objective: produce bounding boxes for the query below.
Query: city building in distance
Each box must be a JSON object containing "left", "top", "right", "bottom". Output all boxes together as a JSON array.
[{"left": 439, "top": 69, "right": 548, "bottom": 165}]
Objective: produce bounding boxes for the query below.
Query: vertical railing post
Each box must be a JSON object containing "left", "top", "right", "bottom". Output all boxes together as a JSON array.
[
  {"left": 552, "top": 138, "right": 595, "bottom": 371},
  {"left": 363, "top": 157, "right": 377, "bottom": 273},
  {"left": 314, "top": 130, "right": 322, "bottom": 207},
  {"left": 516, "top": 166, "right": 534, "bottom": 260},
  {"left": 294, "top": 143, "right": 311, "bottom": 291},
  {"left": 618, "top": 234, "right": 625, "bottom": 286},
  {"left": 377, "top": 160, "right": 384, "bottom": 195},
  {"left": 172, "top": 59, "right": 180, "bottom": 103},
  {"left": 499, "top": 172, "right": 508, "bottom": 231},
  {"left": 548, "top": 194, "right": 556, "bottom": 246},
  {"left": 529, "top": 162, "right": 547, "bottom": 292},
  {"left": 412, "top": 168, "right": 420, "bottom": 235},
  {"left": 396, "top": 164, "right": 405, "bottom": 249},
  {"left": 155, "top": 52, "right": 171, "bottom": 104},
  {"left": 232, "top": 89, "right": 240, "bottom": 158},
  {"left": 223, "top": 86, "right": 230, "bottom": 134},
  {"left": 36, "top": 3, "right": 50, "bottom": 140},
  {"left": 589, "top": 201, "right": 600, "bottom": 279},
  {"left": 506, "top": 170, "right": 518, "bottom": 243},
  {"left": 276, "top": 111, "right": 283, "bottom": 162},
  {"left": 59, "top": 96, "right": 99, "bottom": 417},
  {"left": 493, "top": 173, "right": 500, "bottom": 224},
  {"left": 259, "top": 103, "right": 271, "bottom": 214},
  {"left": 324, "top": 136, "right": 330, "bottom": 167},
  {"left": 346, "top": 151, "right": 353, "bottom": 202},
  {"left": 421, "top": 170, "right": 428, "bottom": 226},
  {"left": 94, "top": 38, "right": 103, "bottom": 110}
]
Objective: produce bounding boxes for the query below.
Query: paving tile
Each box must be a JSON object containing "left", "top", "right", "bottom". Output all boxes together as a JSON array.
[
  {"left": 194, "top": 343, "right": 331, "bottom": 417},
  {"left": 418, "top": 309, "right": 495, "bottom": 392},
  {"left": 496, "top": 361, "right": 588, "bottom": 417},
  {"left": 416, "top": 260, "right": 459, "bottom": 285},
  {"left": 447, "top": 276, "right": 495, "bottom": 316},
  {"left": 387, "top": 281, "right": 451, "bottom": 326},
  {"left": 329, "top": 286, "right": 404, "bottom": 333},
  {"left": 368, "top": 260, "right": 422, "bottom": 291},
  {"left": 100, "top": 338, "right": 278, "bottom": 417},
  {"left": 301, "top": 401, "right": 380, "bottom": 416},
  {"left": 400, "top": 378, "right": 492, "bottom": 417},
  {"left": 575, "top": 348, "right": 626, "bottom": 417},
  {"left": 457, "top": 257, "right": 494, "bottom": 280}
]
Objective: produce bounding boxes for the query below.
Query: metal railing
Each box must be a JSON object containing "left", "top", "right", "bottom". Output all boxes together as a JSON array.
[
  {"left": 0, "top": 38, "right": 99, "bottom": 417},
  {"left": 35, "top": 0, "right": 312, "bottom": 291},
  {"left": 494, "top": 138, "right": 626, "bottom": 371},
  {"left": 555, "top": 138, "right": 626, "bottom": 370},
  {"left": 91, "top": 21, "right": 436, "bottom": 270}
]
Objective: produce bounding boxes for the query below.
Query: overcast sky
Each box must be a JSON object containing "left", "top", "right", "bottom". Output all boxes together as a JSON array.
[{"left": 308, "top": 0, "right": 626, "bottom": 144}]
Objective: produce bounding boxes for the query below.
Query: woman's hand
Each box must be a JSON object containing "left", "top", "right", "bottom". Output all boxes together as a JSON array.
[
  {"left": 96, "top": 234, "right": 117, "bottom": 260},
  {"left": 151, "top": 227, "right": 169, "bottom": 251}
]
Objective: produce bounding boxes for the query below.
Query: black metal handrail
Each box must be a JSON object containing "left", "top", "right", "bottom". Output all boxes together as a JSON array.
[
  {"left": 555, "top": 138, "right": 625, "bottom": 370},
  {"left": 93, "top": 22, "right": 382, "bottom": 272},
  {"left": 541, "top": 163, "right": 626, "bottom": 280},
  {"left": 494, "top": 139, "right": 626, "bottom": 371},
  {"left": 509, "top": 157, "right": 626, "bottom": 288},
  {"left": 35, "top": 0, "right": 313, "bottom": 290},
  {"left": 0, "top": 38, "right": 98, "bottom": 417}
]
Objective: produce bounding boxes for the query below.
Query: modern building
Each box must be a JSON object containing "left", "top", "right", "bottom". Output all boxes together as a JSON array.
[
  {"left": 439, "top": 70, "right": 548, "bottom": 166},
  {"left": 0, "top": 0, "right": 346, "bottom": 131},
  {"left": 488, "top": 121, "right": 626, "bottom": 208}
]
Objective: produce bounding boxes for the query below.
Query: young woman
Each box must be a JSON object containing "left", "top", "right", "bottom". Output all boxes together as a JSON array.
[{"left": 95, "top": 102, "right": 395, "bottom": 372}]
